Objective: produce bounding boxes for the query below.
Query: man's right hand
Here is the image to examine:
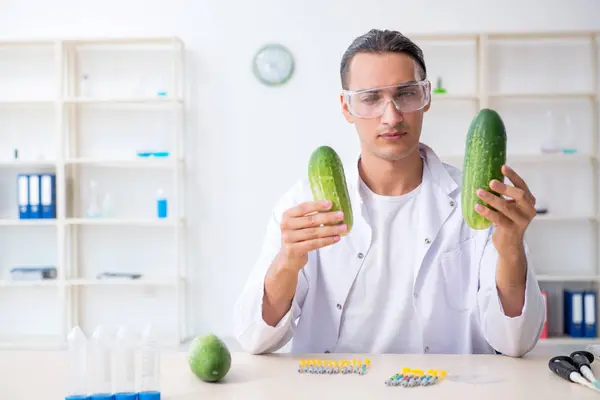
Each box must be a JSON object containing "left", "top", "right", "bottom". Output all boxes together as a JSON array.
[
  {"left": 261, "top": 200, "right": 347, "bottom": 327},
  {"left": 278, "top": 200, "right": 348, "bottom": 271}
]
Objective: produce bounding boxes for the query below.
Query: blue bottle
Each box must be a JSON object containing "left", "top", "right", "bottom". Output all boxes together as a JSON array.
[{"left": 156, "top": 189, "right": 167, "bottom": 219}]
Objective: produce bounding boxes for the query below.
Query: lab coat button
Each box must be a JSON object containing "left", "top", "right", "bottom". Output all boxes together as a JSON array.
[
  {"left": 424, "top": 238, "right": 431, "bottom": 244},
  {"left": 449, "top": 200, "right": 455, "bottom": 207},
  {"left": 336, "top": 303, "right": 342, "bottom": 310},
  {"left": 413, "top": 292, "right": 418, "bottom": 298},
  {"left": 357, "top": 252, "right": 364, "bottom": 259}
]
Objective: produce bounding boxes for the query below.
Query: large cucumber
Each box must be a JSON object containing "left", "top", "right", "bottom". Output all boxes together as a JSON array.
[
  {"left": 461, "top": 108, "right": 507, "bottom": 230},
  {"left": 308, "top": 145, "right": 353, "bottom": 235}
]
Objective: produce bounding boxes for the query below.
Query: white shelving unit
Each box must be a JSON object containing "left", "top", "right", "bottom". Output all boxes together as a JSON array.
[
  {"left": 411, "top": 30, "right": 600, "bottom": 345},
  {"left": 0, "top": 37, "right": 187, "bottom": 349}
]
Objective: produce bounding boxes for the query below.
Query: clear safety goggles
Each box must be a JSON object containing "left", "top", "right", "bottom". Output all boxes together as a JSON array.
[{"left": 342, "top": 80, "right": 431, "bottom": 118}]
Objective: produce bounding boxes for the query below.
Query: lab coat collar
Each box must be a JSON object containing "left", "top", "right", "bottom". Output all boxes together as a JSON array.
[
  {"left": 342, "top": 142, "right": 460, "bottom": 293},
  {"left": 345, "top": 142, "right": 459, "bottom": 208}
]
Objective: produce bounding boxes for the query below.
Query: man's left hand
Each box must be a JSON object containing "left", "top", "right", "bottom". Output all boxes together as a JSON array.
[{"left": 474, "top": 164, "right": 537, "bottom": 257}]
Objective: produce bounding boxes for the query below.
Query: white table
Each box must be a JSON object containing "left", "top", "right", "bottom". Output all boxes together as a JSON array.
[{"left": 1, "top": 350, "right": 599, "bottom": 399}]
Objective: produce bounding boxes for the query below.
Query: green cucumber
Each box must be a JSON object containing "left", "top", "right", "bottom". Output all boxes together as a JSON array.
[
  {"left": 461, "top": 108, "right": 507, "bottom": 230},
  {"left": 308, "top": 145, "right": 353, "bottom": 235}
]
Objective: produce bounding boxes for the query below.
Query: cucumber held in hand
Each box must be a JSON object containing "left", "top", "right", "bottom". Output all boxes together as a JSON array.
[
  {"left": 308, "top": 145, "right": 353, "bottom": 235},
  {"left": 461, "top": 108, "right": 507, "bottom": 230}
]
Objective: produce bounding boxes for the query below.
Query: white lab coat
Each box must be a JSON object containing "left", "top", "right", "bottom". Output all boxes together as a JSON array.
[{"left": 233, "top": 143, "right": 546, "bottom": 357}]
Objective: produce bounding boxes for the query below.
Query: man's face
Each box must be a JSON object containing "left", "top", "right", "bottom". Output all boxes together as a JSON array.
[{"left": 340, "top": 52, "right": 430, "bottom": 161}]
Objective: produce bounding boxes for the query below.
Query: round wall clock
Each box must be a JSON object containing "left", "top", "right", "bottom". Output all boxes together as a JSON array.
[{"left": 252, "top": 44, "right": 295, "bottom": 86}]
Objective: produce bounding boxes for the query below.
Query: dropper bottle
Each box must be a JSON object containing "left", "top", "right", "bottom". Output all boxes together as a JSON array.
[{"left": 65, "top": 326, "right": 90, "bottom": 400}]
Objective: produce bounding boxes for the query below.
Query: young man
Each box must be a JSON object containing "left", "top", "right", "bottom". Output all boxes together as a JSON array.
[{"left": 233, "top": 29, "right": 545, "bottom": 357}]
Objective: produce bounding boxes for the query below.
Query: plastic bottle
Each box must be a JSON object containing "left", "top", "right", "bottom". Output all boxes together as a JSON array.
[
  {"left": 156, "top": 189, "right": 167, "bottom": 219},
  {"left": 113, "top": 326, "right": 137, "bottom": 400},
  {"left": 87, "top": 181, "right": 101, "bottom": 218},
  {"left": 80, "top": 73, "right": 91, "bottom": 97},
  {"left": 561, "top": 114, "right": 577, "bottom": 154},
  {"left": 541, "top": 110, "right": 560, "bottom": 154},
  {"left": 66, "top": 326, "right": 89, "bottom": 400},
  {"left": 90, "top": 325, "right": 113, "bottom": 399},
  {"left": 139, "top": 325, "right": 161, "bottom": 399}
]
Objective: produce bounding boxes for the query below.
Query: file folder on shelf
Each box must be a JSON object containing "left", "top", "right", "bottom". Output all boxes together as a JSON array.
[
  {"left": 28, "top": 174, "right": 41, "bottom": 218},
  {"left": 17, "top": 174, "right": 29, "bottom": 219},
  {"left": 40, "top": 174, "right": 56, "bottom": 219},
  {"left": 584, "top": 290, "right": 597, "bottom": 338},
  {"left": 564, "top": 290, "right": 584, "bottom": 338},
  {"left": 540, "top": 291, "right": 548, "bottom": 339}
]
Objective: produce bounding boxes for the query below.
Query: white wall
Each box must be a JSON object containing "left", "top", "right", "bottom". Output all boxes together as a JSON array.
[{"left": 1, "top": 0, "right": 600, "bottom": 343}]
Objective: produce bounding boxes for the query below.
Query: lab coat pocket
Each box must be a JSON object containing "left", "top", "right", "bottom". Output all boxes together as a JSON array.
[{"left": 440, "top": 240, "right": 478, "bottom": 312}]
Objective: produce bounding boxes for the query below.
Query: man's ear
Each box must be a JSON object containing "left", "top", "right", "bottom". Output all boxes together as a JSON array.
[{"left": 340, "top": 93, "right": 355, "bottom": 124}]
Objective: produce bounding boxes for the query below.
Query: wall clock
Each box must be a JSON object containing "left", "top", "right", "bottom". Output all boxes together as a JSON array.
[{"left": 252, "top": 44, "right": 295, "bottom": 86}]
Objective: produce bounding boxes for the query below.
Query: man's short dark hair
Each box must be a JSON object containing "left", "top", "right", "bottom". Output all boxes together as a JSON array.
[{"left": 340, "top": 29, "right": 427, "bottom": 89}]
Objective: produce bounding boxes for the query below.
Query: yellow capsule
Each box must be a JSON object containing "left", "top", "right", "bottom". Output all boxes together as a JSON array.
[{"left": 440, "top": 370, "right": 447, "bottom": 378}]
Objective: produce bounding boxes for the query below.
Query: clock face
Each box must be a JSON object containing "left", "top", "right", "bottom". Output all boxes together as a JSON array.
[{"left": 253, "top": 44, "right": 294, "bottom": 86}]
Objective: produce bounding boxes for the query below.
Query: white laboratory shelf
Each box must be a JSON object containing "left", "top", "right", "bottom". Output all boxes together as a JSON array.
[
  {"left": 536, "top": 275, "right": 600, "bottom": 283},
  {"left": 538, "top": 337, "right": 600, "bottom": 346},
  {"left": 68, "top": 278, "right": 179, "bottom": 287},
  {"left": 533, "top": 214, "right": 598, "bottom": 223},
  {"left": 0, "top": 36, "right": 187, "bottom": 349},
  {"left": 65, "top": 157, "right": 178, "bottom": 169},
  {"left": 488, "top": 91, "right": 596, "bottom": 99},
  {"left": 0, "top": 160, "right": 56, "bottom": 168},
  {"left": 0, "top": 219, "right": 57, "bottom": 227},
  {"left": 0, "top": 279, "right": 59, "bottom": 287},
  {"left": 441, "top": 152, "right": 596, "bottom": 167},
  {"left": 431, "top": 93, "right": 479, "bottom": 101},
  {"left": 63, "top": 96, "right": 183, "bottom": 104},
  {"left": 0, "top": 99, "right": 56, "bottom": 105},
  {"left": 65, "top": 217, "right": 182, "bottom": 226}
]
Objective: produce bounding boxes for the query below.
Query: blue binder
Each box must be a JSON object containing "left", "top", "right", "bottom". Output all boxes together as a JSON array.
[
  {"left": 564, "top": 290, "right": 584, "bottom": 337},
  {"left": 17, "top": 174, "right": 29, "bottom": 219},
  {"left": 28, "top": 174, "right": 41, "bottom": 219},
  {"left": 40, "top": 174, "right": 56, "bottom": 219},
  {"left": 584, "top": 290, "right": 597, "bottom": 338}
]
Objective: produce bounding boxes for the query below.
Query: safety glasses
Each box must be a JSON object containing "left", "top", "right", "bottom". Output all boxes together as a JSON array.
[{"left": 342, "top": 80, "right": 431, "bottom": 118}]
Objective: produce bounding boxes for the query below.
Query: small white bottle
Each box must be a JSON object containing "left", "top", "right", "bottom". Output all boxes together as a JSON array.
[
  {"left": 87, "top": 181, "right": 101, "bottom": 218},
  {"left": 113, "top": 326, "right": 136, "bottom": 399},
  {"left": 66, "top": 326, "right": 89, "bottom": 400},
  {"left": 90, "top": 325, "right": 113, "bottom": 399},
  {"left": 139, "top": 325, "right": 161, "bottom": 399},
  {"left": 561, "top": 114, "right": 577, "bottom": 154},
  {"left": 80, "top": 73, "right": 91, "bottom": 98},
  {"left": 541, "top": 110, "right": 560, "bottom": 154}
]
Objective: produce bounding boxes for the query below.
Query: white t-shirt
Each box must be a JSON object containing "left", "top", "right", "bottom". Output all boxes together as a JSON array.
[{"left": 335, "top": 176, "right": 423, "bottom": 354}]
